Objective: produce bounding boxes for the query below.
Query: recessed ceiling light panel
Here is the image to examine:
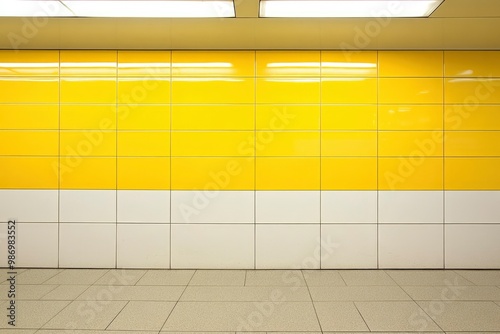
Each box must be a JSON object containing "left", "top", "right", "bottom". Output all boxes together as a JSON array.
[
  {"left": 260, "top": 0, "right": 445, "bottom": 18},
  {"left": 0, "top": 0, "right": 236, "bottom": 18}
]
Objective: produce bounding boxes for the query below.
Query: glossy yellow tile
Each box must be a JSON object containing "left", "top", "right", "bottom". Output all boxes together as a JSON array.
[
  {"left": 60, "top": 131, "right": 116, "bottom": 157},
  {"left": 118, "top": 132, "right": 170, "bottom": 157},
  {"left": 0, "top": 131, "right": 58, "bottom": 156},
  {"left": 378, "top": 157, "right": 443, "bottom": 190},
  {"left": 0, "top": 105, "right": 58, "bottom": 130},
  {"left": 445, "top": 78, "right": 500, "bottom": 104},
  {"left": 256, "top": 78, "right": 320, "bottom": 104},
  {"left": 0, "top": 157, "right": 58, "bottom": 189},
  {"left": 60, "top": 157, "right": 116, "bottom": 189},
  {"left": 118, "top": 51, "right": 170, "bottom": 77},
  {"left": 256, "top": 51, "right": 320, "bottom": 77},
  {"left": 445, "top": 132, "right": 500, "bottom": 157},
  {"left": 321, "top": 51, "right": 377, "bottom": 77},
  {"left": 60, "top": 78, "right": 116, "bottom": 104},
  {"left": 322, "top": 157, "right": 377, "bottom": 190},
  {"left": 118, "top": 78, "right": 170, "bottom": 104},
  {"left": 60, "top": 50, "right": 116, "bottom": 76},
  {"left": 445, "top": 51, "right": 500, "bottom": 78},
  {"left": 118, "top": 157, "right": 170, "bottom": 190},
  {"left": 60, "top": 105, "right": 116, "bottom": 130},
  {"left": 322, "top": 78, "right": 377, "bottom": 104},
  {"left": 379, "top": 78, "right": 443, "bottom": 104},
  {"left": 256, "top": 157, "right": 320, "bottom": 190},
  {"left": 171, "top": 131, "right": 253, "bottom": 157},
  {"left": 256, "top": 105, "right": 320, "bottom": 130},
  {"left": 0, "top": 78, "right": 58, "bottom": 103},
  {"left": 379, "top": 131, "right": 443, "bottom": 157},
  {"left": 172, "top": 78, "right": 255, "bottom": 104},
  {"left": 172, "top": 105, "right": 253, "bottom": 130},
  {"left": 445, "top": 105, "right": 500, "bottom": 131},
  {"left": 322, "top": 105, "right": 376, "bottom": 130},
  {"left": 379, "top": 105, "right": 443, "bottom": 130},
  {"left": 256, "top": 131, "right": 320, "bottom": 157},
  {"left": 445, "top": 158, "right": 500, "bottom": 190},
  {"left": 379, "top": 51, "right": 443, "bottom": 77},
  {"left": 171, "top": 157, "right": 254, "bottom": 190},
  {"left": 0, "top": 50, "right": 59, "bottom": 76},
  {"left": 322, "top": 132, "right": 377, "bottom": 157},
  {"left": 172, "top": 51, "right": 254, "bottom": 77},
  {"left": 118, "top": 105, "right": 170, "bottom": 130}
]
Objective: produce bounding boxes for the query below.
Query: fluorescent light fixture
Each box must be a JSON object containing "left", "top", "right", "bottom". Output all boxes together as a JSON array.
[
  {"left": 0, "top": 0, "right": 235, "bottom": 18},
  {"left": 260, "top": 0, "right": 444, "bottom": 18}
]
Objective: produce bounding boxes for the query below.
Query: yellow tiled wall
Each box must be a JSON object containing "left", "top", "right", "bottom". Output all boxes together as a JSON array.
[{"left": 1, "top": 50, "right": 500, "bottom": 191}]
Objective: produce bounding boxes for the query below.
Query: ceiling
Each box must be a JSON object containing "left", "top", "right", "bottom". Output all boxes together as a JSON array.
[{"left": 1, "top": 0, "right": 500, "bottom": 50}]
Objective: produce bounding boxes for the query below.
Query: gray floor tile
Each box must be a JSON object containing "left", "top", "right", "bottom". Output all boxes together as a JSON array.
[
  {"left": 497, "top": 301, "right": 500, "bottom": 307},
  {"left": 455, "top": 270, "right": 500, "bottom": 286},
  {"left": 340, "top": 270, "right": 397, "bottom": 286},
  {"left": 37, "top": 331, "right": 157, "bottom": 334},
  {"left": 245, "top": 270, "right": 306, "bottom": 286},
  {"left": 403, "top": 285, "right": 500, "bottom": 301},
  {"left": 94, "top": 269, "right": 146, "bottom": 286},
  {"left": 302, "top": 270, "right": 346, "bottom": 286},
  {"left": 314, "top": 302, "right": 369, "bottom": 331},
  {"left": 386, "top": 270, "right": 475, "bottom": 286},
  {"left": 161, "top": 301, "right": 321, "bottom": 331},
  {"left": 136, "top": 270, "right": 195, "bottom": 285},
  {"left": 417, "top": 301, "right": 500, "bottom": 331},
  {"left": 309, "top": 286, "right": 411, "bottom": 301},
  {"left": 40, "top": 285, "right": 90, "bottom": 300},
  {"left": 43, "top": 300, "right": 127, "bottom": 330},
  {"left": 77, "top": 285, "right": 184, "bottom": 301},
  {"left": 14, "top": 270, "right": 63, "bottom": 285},
  {"left": 180, "top": 286, "right": 311, "bottom": 302},
  {"left": 356, "top": 301, "right": 441, "bottom": 332},
  {"left": 189, "top": 270, "right": 246, "bottom": 286},
  {"left": 107, "top": 301, "right": 175, "bottom": 331},
  {"left": 0, "top": 284, "right": 57, "bottom": 300},
  {"left": 0, "top": 269, "right": 27, "bottom": 283},
  {"left": 43, "top": 269, "right": 109, "bottom": 285},
  {"left": 0, "top": 300, "right": 69, "bottom": 329},
  {"left": 0, "top": 330, "right": 37, "bottom": 334}
]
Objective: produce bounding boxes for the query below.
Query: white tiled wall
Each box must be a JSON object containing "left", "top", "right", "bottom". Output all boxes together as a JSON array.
[{"left": 1, "top": 190, "right": 499, "bottom": 269}]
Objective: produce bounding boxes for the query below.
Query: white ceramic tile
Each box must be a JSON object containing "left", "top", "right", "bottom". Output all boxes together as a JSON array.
[
  {"left": 171, "top": 190, "right": 253, "bottom": 223},
  {"left": 256, "top": 224, "right": 320, "bottom": 269},
  {"left": 321, "top": 191, "right": 377, "bottom": 223},
  {"left": 379, "top": 191, "right": 443, "bottom": 223},
  {"left": 117, "top": 190, "right": 170, "bottom": 223},
  {"left": 445, "top": 224, "right": 500, "bottom": 269},
  {"left": 59, "top": 223, "right": 116, "bottom": 268},
  {"left": 17, "top": 223, "right": 58, "bottom": 267},
  {"left": 321, "top": 225, "right": 377, "bottom": 269},
  {"left": 60, "top": 190, "right": 116, "bottom": 223},
  {"left": 379, "top": 224, "right": 444, "bottom": 269},
  {"left": 171, "top": 224, "right": 254, "bottom": 269},
  {"left": 445, "top": 191, "right": 500, "bottom": 223},
  {"left": 256, "top": 191, "right": 320, "bottom": 223},
  {"left": 117, "top": 224, "right": 170, "bottom": 269},
  {"left": 0, "top": 190, "right": 58, "bottom": 223}
]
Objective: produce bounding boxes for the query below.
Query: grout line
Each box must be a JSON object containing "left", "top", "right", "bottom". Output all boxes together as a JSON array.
[
  {"left": 319, "top": 51, "right": 322, "bottom": 269},
  {"left": 254, "top": 50, "right": 257, "bottom": 270},
  {"left": 104, "top": 300, "right": 130, "bottom": 330},
  {"left": 352, "top": 301, "right": 371, "bottom": 331},
  {"left": 301, "top": 270, "right": 323, "bottom": 332},
  {"left": 170, "top": 51, "right": 173, "bottom": 270},
  {"left": 116, "top": 50, "right": 119, "bottom": 270},
  {"left": 158, "top": 269, "right": 196, "bottom": 331}
]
